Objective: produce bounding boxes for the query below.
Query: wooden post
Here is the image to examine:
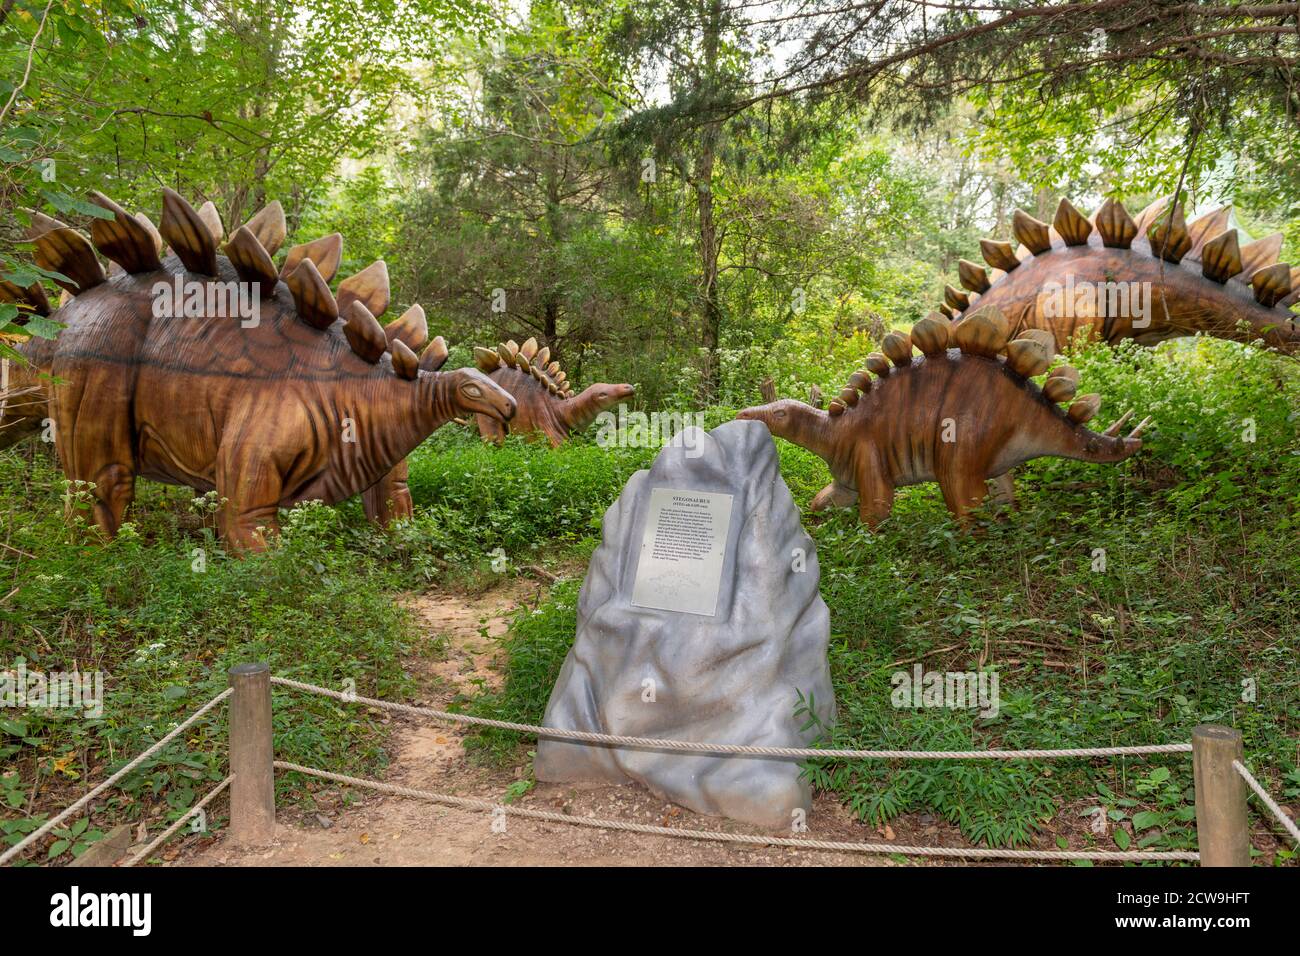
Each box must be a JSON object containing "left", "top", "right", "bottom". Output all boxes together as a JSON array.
[
  {"left": 228, "top": 663, "right": 275, "bottom": 846},
  {"left": 808, "top": 384, "right": 823, "bottom": 409},
  {"left": 1192, "top": 724, "right": 1249, "bottom": 867},
  {"left": 759, "top": 376, "right": 776, "bottom": 403}
]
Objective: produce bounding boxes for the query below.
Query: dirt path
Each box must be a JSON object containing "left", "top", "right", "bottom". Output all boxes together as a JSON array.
[{"left": 180, "top": 574, "right": 962, "bottom": 867}]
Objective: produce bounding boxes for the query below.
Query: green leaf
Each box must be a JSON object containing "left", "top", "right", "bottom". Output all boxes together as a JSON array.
[
  {"left": 47, "top": 839, "right": 70, "bottom": 859},
  {"left": 1131, "top": 810, "right": 1163, "bottom": 830},
  {"left": 1113, "top": 828, "right": 1131, "bottom": 850}
]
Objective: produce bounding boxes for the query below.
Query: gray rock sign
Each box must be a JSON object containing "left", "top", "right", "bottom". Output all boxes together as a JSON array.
[{"left": 535, "top": 419, "right": 836, "bottom": 829}]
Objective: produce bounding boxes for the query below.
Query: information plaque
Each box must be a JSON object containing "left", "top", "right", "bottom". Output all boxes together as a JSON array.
[{"left": 630, "top": 487, "right": 733, "bottom": 617}]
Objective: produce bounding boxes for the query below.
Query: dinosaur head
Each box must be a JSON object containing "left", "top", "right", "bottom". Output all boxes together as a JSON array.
[
  {"left": 442, "top": 367, "right": 516, "bottom": 423},
  {"left": 581, "top": 382, "right": 636, "bottom": 412},
  {"left": 737, "top": 398, "right": 826, "bottom": 444}
]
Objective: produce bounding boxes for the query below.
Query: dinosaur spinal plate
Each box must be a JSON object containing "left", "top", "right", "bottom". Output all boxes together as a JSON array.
[{"left": 937, "top": 195, "right": 1300, "bottom": 354}]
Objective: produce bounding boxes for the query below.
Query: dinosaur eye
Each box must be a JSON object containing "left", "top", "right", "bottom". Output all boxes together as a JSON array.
[
  {"left": 774, "top": 409, "right": 787, "bottom": 419},
  {"left": 463, "top": 383, "right": 483, "bottom": 399}
]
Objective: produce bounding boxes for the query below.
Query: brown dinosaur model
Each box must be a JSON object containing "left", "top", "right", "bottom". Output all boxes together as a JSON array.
[
  {"left": 737, "top": 309, "right": 1150, "bottom": 525},
  {"left": 470, "top": 337, "right": 635, "bottom": 446},
  {"left": 6, "top": 188, "right": 515, "bottom": 551},
  {"left": 938, "top": 196, "right": 1299, "bottom": 352}
]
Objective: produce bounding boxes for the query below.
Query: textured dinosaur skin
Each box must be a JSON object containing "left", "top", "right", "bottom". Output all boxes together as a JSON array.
[
  {"left": 471, "top": 338, "right": 635, "bottom": 447},
  {"left": 9, "top": 189, "right": 515, "bottom": 551},
  {"left": 737, "top": 310, "right": 1148, "bottom": 525},
  {"left": 941, "top": 197, "right": 1299, "bottom": 353}
]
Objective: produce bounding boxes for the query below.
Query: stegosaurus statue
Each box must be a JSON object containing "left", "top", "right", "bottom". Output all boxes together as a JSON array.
[
  {"left": 472, "top": 337, "right": 634, "bottom": 446},
  {"left": 938, "top": 196, "right": 1299, "bottom": 352},
  {"left": 738, "top": 309, "right": 1150, "bottom": 525},
  {"left": 1, "top": 188, "right": 514, "bottom": 551}
]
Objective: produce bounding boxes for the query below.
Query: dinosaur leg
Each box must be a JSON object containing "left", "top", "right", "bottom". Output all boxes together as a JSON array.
[
  {"left": 938, "top": 468, "right": 996, "bottom": 527},
  {"left": 810, "top": 480, "right": 859, "bottom": 512},
  {"left": 988, "top": 471, "right": 1018, "bottom": 508},
  {"left": 215, "top": 451, "right": 283, "bottom": 554},
  {"left": 540, "top": 418, "right": 568, "bottom": 448},
  {"left": 362, "top": 461, "right": 413, "bottom": 526},
  {"left": 70, "top": 462, "right": 135, "bottom": 539},
  {"left": 52, "top": 377, "right": 136, "bottom": 538},
  {"left": 854, "top": 456, "right": 894, "bottom": 527},
  {"left": 476, "top": 413, "right": 506, "bottom": 445}
]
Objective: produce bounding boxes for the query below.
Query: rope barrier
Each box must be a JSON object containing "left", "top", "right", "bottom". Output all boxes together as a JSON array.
[
  {"left": 274, "top": 760, "right": 1201, "bottom": 862},
  {"left": 1233, "top": 760, "right": 1300, "bottom": 846},
  {"left": 270, "top": 676, "right": 1192, "bottom": 761},
  {"left": 0, "top": 688, "right": 232, "bottom": 866},
  {"left": 122, "top": 775, "right": 234, "bottom": 867}
]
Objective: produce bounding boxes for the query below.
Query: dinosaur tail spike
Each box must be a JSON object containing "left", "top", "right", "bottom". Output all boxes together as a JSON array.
[
  {"left": 838, "top": 386, "right": 859, "bottom": 407},
  {"left": 864, "top": 352, "right": 891, "bottom": 377},
  {"left": 520, "top": 336, "right": 539, "bottom": 359},
  {"left": 828, "top": 398, "right": 846, "bottom": 416},
  {"left": 34, "top": 227, "right": 106, "bottom": 295},
  {"left": 223, "top": 225, "right": 279, "bottom": 292},
  {"left": 1251, "top": 262, "right": 1291, "bottom": 307},
  {"left": 1200, "top": 230, "right": 1243, "bottom": 283},
  {"left": 1240, "top": 234, "right": 1284, "bottom": 280},
  {"left": 86, "top": 191, "right": 163, "bottom": 274},
  {"left": 384, "top": 303, "right": 428, "bottom": 352},
  {"left": 1186, "top": 205, "right": 1232, "bottom": 258},
  {"left": 336, "top": 260, "right": 390, "bottom": 319},
  {"left": 342, "top": 300, "right": 387, "bottom": 363},
  {"left": 280, "top": 233, "right": 343, "bottom": 284},
  {"left": 1053, "top": 198, "right": 1092, "bottom": 247},
  {"left": 957, "top": 259, "right": 990, "bottom": 293},
  {"left": 1148, "top": 202, "right": 1191, "bottom": 263},
  {"left": 196, "top": 201, "right": 225, "bottom": 243},
  {"left": 1103, "top": 409, "right": 1135, "bottom": 436},
  {"left": 474, "top": 346, "right": 500, "bottom": 372},
  {"left": 390, "top": 339, "right": 420, "bottom": 380},
  {"left": 284, "top": 257, "right": 338, "bottom": 330},
  {"left": 952, "top": 306, "right": 1010, "bottom": 358},
  {"left": 419, "top": 335, "right": 449, "bottom": 373},
  {"left": 1012, "top": 209, "right": 1052, "bottom": 255},
  {"left": 910, "top": 313, "right": 951, "bottom": 356},
  {"left": 496, "top": 344, "right": 516, "bottom": 367},
  {"left": 535, "top": 345, "right": 550, "bottom": 367},
  {"left": 1094, "top": 198, "right": 1138, "bottom": 249},
  {"left": 160, "top": 188, "right": 218, "bottom": 276},
  {"left": 242, "top": 200, "right": 286, "bottom": 256},
  {"left": 980, "top": 239, "right": 1020, "bottom": 272}
]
